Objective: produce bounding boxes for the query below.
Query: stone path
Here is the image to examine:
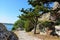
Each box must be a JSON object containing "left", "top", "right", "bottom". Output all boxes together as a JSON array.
[{"left": 14, "top": 31, "right": 42, "bottom": 40}]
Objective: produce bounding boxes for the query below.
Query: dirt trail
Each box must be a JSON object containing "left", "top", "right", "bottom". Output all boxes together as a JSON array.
[{"left": 14, "top": 31, "right": 42, "bottom": 40}]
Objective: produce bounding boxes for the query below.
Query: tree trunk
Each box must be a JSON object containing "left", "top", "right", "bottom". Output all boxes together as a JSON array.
[
  {"left": 34, "top": 23, "right": 37, "bottom": 34},
  {"left": 34, "top": 17, "right": 38, "bottom": 34}
]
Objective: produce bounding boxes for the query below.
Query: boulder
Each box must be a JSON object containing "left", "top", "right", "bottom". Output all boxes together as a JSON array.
[
  {"left": 0, "top": 23, "right": 18, "bottom": 40},
  {"left": 55, "top": 25, "right": 60, "bottom": 36},
  {"left": 7, "top": 31, "right": 18, "bottom": 40},
  {"left": 0, "top": 23, "right": 7, "bottom": 31},
  {"left": 0, "top": 32, "right": 7, "bottom": 40},
  {"left": 52, "top": 1, "right": 59, "bottom": 10}
]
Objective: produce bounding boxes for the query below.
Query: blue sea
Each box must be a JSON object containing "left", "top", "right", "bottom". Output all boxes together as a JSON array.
[{"left": 3, "top": 23, "right": 13, "bottom": 31}]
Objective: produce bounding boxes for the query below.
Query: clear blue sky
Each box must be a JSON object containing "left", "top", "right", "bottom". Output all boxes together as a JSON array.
[
  {"left": 0, "top": 0, "right": 32, "bottom": 23},
  {"left": 0, "top": 0, "right": 54, "bottom": 23}
]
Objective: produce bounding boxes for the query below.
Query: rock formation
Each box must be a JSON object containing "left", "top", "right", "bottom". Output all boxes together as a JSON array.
[
  {"left": 38, "top": 1, "right": 60, "bottom": 36},
  {"left": 0, "top": 23, "right": 18, "bottom": 40}
]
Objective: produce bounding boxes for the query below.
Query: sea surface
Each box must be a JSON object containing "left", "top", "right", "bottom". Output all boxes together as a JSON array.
[{"left": 3, "top": 23, "right": 13, "bottom": 31}]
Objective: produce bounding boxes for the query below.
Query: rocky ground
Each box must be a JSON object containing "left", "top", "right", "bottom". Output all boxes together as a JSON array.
[
  {"left": 14, "top": 31, "right": 42, "bottom": 40},
  {"left": 14, "top": 30, "right": 60, "bottom": 40}
]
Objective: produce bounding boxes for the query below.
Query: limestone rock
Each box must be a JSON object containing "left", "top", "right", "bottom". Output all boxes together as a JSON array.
[
  {"left": 38, "top": 12, "right": 51, "bottom": 22},
  {"left": 52, "top": 1, "right": 60, "bottom": 10},
  {"left": 55, "top": 25, "right": 60, "bottom": 36}
]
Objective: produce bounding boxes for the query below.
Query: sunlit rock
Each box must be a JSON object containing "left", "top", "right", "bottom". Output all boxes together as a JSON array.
[
  {"left": 52, "top": 1, "right": 60, "bottom": 10},
  {"left": 55, "top": 25, "right": 60, "bottom": 36},
  {"left": 38, "top": 12, "right": 51, "bottom": 22}
]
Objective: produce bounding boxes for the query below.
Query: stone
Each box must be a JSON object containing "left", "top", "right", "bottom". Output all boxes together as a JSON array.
[
  {"left": 0, "top": 23, "right": 18, "bottom": 40},
  {"left": 38, "top": 12, "right": 51, "bottom": 22},
  {"left": 0, "top": 32, "right": 7, "bottom": 40},
  {"left": 57, "top": 10, "right": 60, "bottom": 13},
  {"left": 40, "top": 32, "right": 47, "bottom": 35},
  {"left": 0, "top": 31, "right": 18, "bottom": 40},
  {"left": 0, "top": 31, "right": 10, "bottom": 40},
  {"left": 0, "top": 23, "right": 7, "bottom": 31},
  {"left": 7, "top": 31, "right": 18, "bottom": 40},
  {"left": 55, "top": 25, "right": 60, "bottom": 36},
  {"left": 52, "top": 1, "right": 60, "bottom": 10}
]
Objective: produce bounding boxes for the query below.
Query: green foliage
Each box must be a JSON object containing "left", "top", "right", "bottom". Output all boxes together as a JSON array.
[
  {"left": 55, "top": 19, "right": 60, "bottom": 25},
  {"left": 18, "top": 0, "right": 57, "bottom": 33},
  {"left": 18, "top": 0, "right": 52, "bottom": 33},
  {"left": 24, "top": 20, "right": 29, "bottom": 32},
  {"left": 28, "top": 0, "right": 60, "bottom": 6},
  {"left": 24, "top": 20, "right": 34, "bottom": 32},
  {"left": 40, "top": 21, "right": 54, "bottom": 28},
  {"left": 12, "top": 19, "right": 24, "bottom": 30}
]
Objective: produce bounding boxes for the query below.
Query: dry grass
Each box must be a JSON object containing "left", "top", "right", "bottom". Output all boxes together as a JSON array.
[{"left": 28, "top": 32, "right": 60, "bottom": 40}]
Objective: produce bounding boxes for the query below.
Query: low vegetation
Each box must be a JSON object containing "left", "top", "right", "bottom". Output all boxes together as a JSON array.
[{"left": 12, "top": 19, "right": 24, "bottom": 30}]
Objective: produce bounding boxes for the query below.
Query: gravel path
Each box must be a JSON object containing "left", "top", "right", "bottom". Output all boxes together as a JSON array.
[{"left": 14, "top": 31, "right": 42, "bottom": 40}]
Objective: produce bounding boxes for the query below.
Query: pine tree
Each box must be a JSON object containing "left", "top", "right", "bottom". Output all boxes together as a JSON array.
[
  {"left": 19, "top": 0, "right": 52, "bottom": 34},
  {"left": 19, "top": 0, "right": 60, "bottom": 34}
]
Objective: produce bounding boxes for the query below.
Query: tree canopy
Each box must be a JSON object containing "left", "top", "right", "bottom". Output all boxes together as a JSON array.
[
  {"left": 13, "top": 0, "right": 60, "bottom": 34},
  {"left": 18, "top": 0, "right": 53, "bottom": 34}
]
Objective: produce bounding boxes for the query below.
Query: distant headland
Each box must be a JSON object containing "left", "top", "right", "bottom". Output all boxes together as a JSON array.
[{"left": 1, "top": 23, "right": 14, "bottom": 25}]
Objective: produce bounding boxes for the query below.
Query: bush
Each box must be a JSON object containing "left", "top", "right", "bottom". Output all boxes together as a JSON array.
[
  {"left": 12, "top": 19, "right": 24, "bottom": 30},
  {"left": 24, "top": 20, "right": 34, "bottom": 32},
  {"left": 55, "top": 19, "right": 60, "bottom": 25},
  {"left": 39, "top": 21, "right": 55, "bottom": 31}
]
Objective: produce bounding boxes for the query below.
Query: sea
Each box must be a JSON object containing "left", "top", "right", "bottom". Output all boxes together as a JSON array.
[{"left": 3, "top": 23, "right": 13, "bottom": 31}]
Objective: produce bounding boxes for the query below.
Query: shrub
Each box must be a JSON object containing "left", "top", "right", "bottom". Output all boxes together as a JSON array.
[
  {"left": 55, "top": 19, "right": 60, "bottom": 25},
  {"left": 12, "top": 19, "right": 24, "bottom": 30},
  {"left": 39, "top": 21, "right": 55, "bottom": 30},
  {"left": 24, "top": 20, "right": 34, "bottom": 32}
]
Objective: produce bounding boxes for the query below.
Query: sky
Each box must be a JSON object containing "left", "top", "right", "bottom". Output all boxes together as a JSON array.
[
  {"left": 0, "top": 0, "right": 32, "bottom": 23},
  {"left": 0, "top": 0, "right": 54, "bottom": 23}
]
